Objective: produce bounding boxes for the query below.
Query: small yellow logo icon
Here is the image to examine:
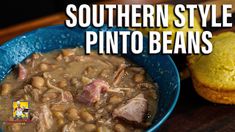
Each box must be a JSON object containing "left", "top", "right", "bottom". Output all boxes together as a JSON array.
[{"left": 13, "top": 101, "right": 29, "bottom": 120}]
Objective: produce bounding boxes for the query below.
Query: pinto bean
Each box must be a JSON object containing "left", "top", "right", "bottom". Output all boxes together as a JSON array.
[
  {"left": 109, "top": 96, "right": 122, "bottom": 105},
  {"left": 97, "top": 126, "right": 111, "bottom": 132},
  {"left": 58, "top": 80, "right": 67, "bottom": 88},
  {"left": 83, "top": 124, "right": 96, "bottom": 132},
  {"left": 77, "top": 120, "right": 85, "bottom": 126},
  {"left": 1, "top": 83, "right": 12, "bottom": 95},
  {"left": 39, "top": 63, "right": 48, "bottom": 71},
  {"left": 32, "top": 76, "right": 45, "bottom": 89},
  {"left": 51, "top": 104, "right": 68, "bottom": 112},
  {"left": 129, "top": 67, "right": 145, "bottom": 74},
  {"left": 114, "top": 124, "right": 126, "bottom": 132},
  {"left": 133, "top": 74, "right": 145, "bottom": 83},
  {"left": 62, "top": 49, "right": 76, "bottom": 57},
  {"left": 66, "top": 108, "right": 80, "bottom": 121},
  {"left": 53, "top": 112, "right": 65, "bottom": 126},
  {"left": 32, "top": 53, "right": 40, "bottom": 60},
  {"left": 57, "top": 118, "right": 65, "bottom": 126},
  {"left": 54, "top": 111, "right": 64, "bottom": 119},
  {"left": 80, "top": 111, "right": 94, "bottom": 122},
  {"left": 44, "top": 92, "right": 57, "bottom": 98},
  {"left": 42, "top": 92, "right": 58, "bottom": 102}
]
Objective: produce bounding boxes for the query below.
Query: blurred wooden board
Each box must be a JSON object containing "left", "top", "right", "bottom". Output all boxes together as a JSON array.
[
  {"left": 0, "top": 13, "right": 66, "bottom": 44},
  {"left": 159, "top": 77, "right": 235, "bottom": 132},
  {"left": 0, "top": 1, "right": 234, "bottom": 132}
]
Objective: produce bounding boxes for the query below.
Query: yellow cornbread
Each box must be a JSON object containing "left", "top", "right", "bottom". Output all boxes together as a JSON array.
[{"left": 188, "top": 32, "right": 235, "bottom": 104}]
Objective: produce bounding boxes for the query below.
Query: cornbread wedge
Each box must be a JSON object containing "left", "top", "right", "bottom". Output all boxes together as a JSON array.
[{"left": 188, "top": 32, "right": 235, "bottom": 104}]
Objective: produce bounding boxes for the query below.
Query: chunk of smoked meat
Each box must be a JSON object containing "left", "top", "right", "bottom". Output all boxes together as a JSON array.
[
  {"left": 18, "top": 64, "right": 27, "bottom": 80},
  {"left": 33, "top": 105, "right": 54, "bottom": 132},
  {"left": 112, "top": 93, "right": 147, "bottom": 123},
  {"left": 77, "top": 79, "right": 109, "bottom": 104}
]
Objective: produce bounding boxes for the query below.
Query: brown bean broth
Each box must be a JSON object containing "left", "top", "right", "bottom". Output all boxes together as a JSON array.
[{"left": 0, "top": 48, "right": 158, "bottom": 132}]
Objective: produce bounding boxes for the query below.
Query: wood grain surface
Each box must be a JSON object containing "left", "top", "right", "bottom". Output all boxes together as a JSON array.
[
  {"left": 0, "top": 13, "right": 66, "bottom": 44},
  {"left": 0, "top": 1, "right": 234, "bottom": 132}
]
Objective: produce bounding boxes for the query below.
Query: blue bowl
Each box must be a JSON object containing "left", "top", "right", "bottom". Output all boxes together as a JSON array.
[{"left": 0, "top": 25, "right": 180, "bottom": 131}]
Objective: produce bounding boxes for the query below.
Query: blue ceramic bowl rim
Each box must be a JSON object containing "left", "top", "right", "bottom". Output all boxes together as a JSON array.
[
  {"left": 147, "top": 55, "right": 180, "bottom": 132},
  {"left": 0, "top": 25, "right": 180, "bottom": 131}
]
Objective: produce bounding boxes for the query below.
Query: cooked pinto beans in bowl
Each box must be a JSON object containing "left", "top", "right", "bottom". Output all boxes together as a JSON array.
[{"left": 0, "top": 48, "right": 158, "bottom": 132}]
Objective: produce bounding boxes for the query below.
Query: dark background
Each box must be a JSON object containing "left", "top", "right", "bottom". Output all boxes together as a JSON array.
[
  {"left": 1, "top": 0, "right": 233, "bottom": 31},
  {"left": 0, "top": 0, "right": 99, "bottom": 29}
]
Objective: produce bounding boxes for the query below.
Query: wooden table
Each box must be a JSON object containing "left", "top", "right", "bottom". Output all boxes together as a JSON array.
[{"left": 0, "top": 1, "right": 235, "bottom": 132}]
